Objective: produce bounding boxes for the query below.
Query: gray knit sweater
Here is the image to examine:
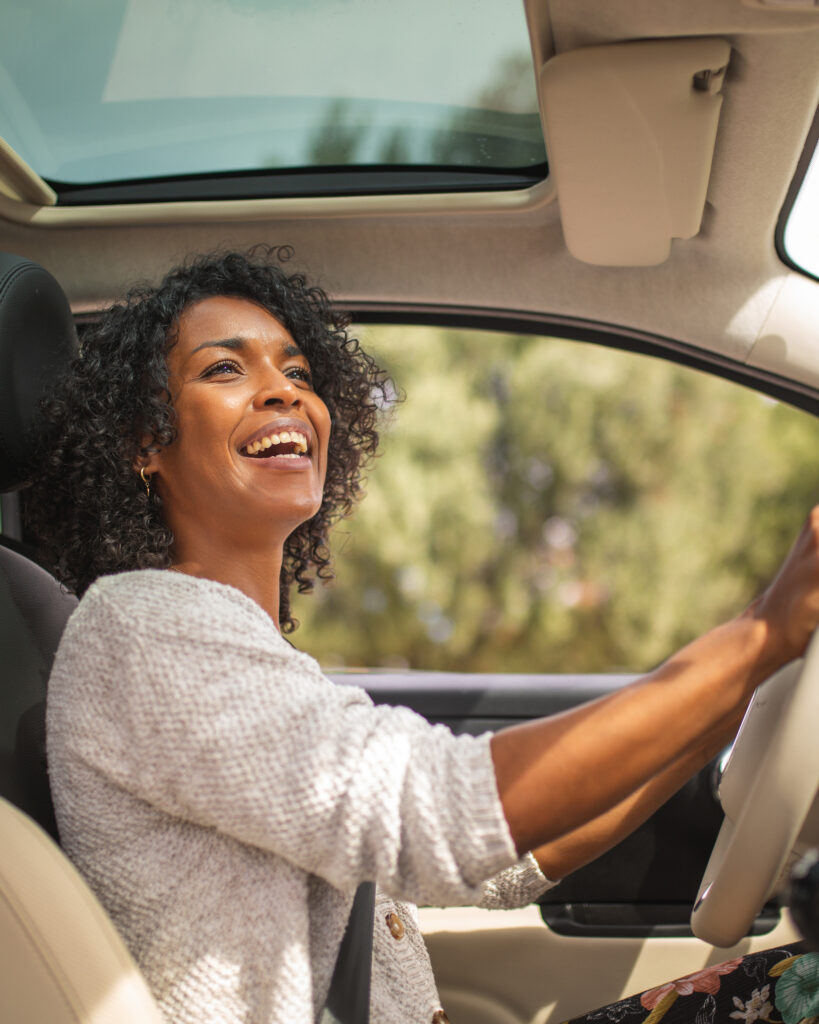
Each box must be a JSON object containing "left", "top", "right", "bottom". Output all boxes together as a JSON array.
[{"left": 47, "top": 570, "right": 553, "bottom": 1024}]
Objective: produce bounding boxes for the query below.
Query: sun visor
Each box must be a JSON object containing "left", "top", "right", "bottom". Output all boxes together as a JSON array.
[{"left": 539, "top": 38, "right": 730, "bottom": 267}]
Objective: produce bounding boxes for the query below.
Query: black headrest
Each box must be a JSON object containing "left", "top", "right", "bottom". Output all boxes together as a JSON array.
[{"left": 0, "top": 254, "right": 78, "bottom": 491}]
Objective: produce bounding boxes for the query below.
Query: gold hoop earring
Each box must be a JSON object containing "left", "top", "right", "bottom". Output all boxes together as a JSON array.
[{"left": 139, "top": 466, "right": 151, "bottom": 498}]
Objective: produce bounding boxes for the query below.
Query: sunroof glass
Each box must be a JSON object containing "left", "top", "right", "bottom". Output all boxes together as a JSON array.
[{"left": 1, "top": 0, "right": 546, "bottom": 189}]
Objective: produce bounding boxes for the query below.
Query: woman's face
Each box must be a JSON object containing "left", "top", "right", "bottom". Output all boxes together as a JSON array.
[{"left": 148, "top": 296, "right": 332, "bottom": 549}]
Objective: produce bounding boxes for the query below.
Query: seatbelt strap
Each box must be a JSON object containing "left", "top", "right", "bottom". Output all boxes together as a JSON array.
[{"left": 319, "top": 881, "right": 376, "bottom": 1024}]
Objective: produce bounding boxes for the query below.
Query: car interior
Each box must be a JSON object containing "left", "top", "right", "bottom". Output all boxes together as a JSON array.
[{"left": 1, "top": 1, "right": 818, "bottom": 1022}]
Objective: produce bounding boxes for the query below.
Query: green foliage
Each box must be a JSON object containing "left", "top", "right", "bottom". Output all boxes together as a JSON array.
[{"left": 293, "top": 327, "right": 819, "bottom": 673}]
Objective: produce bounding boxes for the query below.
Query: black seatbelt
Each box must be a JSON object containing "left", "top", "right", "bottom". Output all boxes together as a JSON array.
[{"left": 319, "top": 881, "right": 376, "bottom": 1024}]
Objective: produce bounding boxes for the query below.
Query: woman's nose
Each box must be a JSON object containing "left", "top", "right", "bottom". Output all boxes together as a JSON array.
[{"left": 255, "top": 368, "right": 300, "bottom": 408}]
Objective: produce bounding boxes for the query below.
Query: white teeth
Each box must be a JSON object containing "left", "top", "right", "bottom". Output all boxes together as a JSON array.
[{"left": 244, "top": 428, "right": 309, "bottom": 456}]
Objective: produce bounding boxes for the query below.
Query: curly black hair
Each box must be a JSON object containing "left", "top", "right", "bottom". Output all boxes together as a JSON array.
[{"left": 24, "top": 247, "right": 389, "bottom": 632}]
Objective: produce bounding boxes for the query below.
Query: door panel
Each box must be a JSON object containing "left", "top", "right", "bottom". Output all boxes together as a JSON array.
[{"left": 420, "top": 910, "right": 798, "bottom": 1024}]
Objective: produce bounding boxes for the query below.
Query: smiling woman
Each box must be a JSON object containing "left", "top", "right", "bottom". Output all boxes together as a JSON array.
[
  {"left": 141, "top": 297, "right": 333, "bottom": 626},
  {"left": 23, "top": 249, "right": 819, "bottom": 1024},
  {"left": 25, "top": 248, "right": 387, "bottom": 631}
]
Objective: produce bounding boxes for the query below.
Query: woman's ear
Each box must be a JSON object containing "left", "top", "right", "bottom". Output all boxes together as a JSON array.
[{"left": 134, "top": 444, "right": 162, "bottom": 493}]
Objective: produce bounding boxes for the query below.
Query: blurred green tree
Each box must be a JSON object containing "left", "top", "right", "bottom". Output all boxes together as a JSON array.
[{"left": 292, "top": 326, "right": 819, "bottom": 674}]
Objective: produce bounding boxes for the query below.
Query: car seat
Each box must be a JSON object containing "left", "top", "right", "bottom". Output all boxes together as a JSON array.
[{"left": 0, "top": 252, "right": 165, "bottom": 1023}]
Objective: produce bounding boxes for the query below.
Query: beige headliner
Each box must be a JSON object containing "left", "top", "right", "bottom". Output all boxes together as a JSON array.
[{"left": 1, "top": 0, "right": 818, "bottom": 387}]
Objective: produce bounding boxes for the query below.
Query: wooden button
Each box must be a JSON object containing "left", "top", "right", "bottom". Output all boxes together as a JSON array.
[
  {"left": 386, "top": 911, "right": 405, "bottom": 940},
  {"left": 431, "top": 1011, "right": 450, "bottom": 1024}
]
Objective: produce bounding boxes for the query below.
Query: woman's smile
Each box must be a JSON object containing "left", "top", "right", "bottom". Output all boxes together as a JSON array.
[
  {"left": 238, "top": 416, "right": 313, "bottom": 463},
  {"left": 146, "top": 295, "right": 332, "bottom": 547}
]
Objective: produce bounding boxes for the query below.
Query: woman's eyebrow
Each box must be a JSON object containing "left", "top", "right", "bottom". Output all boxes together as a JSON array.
[
  {"left": 190, "top": 336, "right": 245, "bottom": 356},
  {"left": 189, "top": 337, "right": 304, "bottom": 357}
]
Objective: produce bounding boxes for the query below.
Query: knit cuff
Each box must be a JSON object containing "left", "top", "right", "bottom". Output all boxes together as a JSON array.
[{"left": 449, "top": 731, "right": 523, "bottom": 889}]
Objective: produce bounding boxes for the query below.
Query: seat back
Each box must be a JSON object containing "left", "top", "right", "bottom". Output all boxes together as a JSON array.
[
  {"left": 0, "top": 253, "right": 165, "bottom": 1022},
  {"left": 0, "top": 542, "right": 77, "bottom": 837},
  {"left": 0, "top": 796, "right": 165, "bottom": 1024},
  {"left": 0, "top": 251, "right": 80, "bottom": 835}
]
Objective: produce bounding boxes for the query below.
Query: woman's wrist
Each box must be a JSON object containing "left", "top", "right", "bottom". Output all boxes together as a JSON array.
[{"left": 738, "top": 597, "right": 794, "bottom": 691}]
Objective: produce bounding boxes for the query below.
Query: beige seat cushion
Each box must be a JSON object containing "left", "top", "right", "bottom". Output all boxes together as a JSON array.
[{"left": 0, "top": 797, "right": 164, "bottom": 1023}]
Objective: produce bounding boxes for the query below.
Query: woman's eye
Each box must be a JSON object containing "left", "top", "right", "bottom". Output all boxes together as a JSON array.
[
  {"left": 287, "top": 366, "right": 313, "bottom": 386},
  {"left": 202, "top": 359, "right": 241, "bottom": 378}
]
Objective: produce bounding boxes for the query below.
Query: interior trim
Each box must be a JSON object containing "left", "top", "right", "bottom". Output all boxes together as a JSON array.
[
  {"left": 0, "top": 175, "right": 556, "bottom": 227},
  {"left": 421, "top": 909, "right": 800, "bottom": 1024},
  {"left": 0, "top": 139, "right": 56, "bottom": 207},
  {"left": 775, "top": 103, "right": 819, "bottom": 284},
  {"left": 53, "top": 166, "right": 548, "bottom": 206},
  {"left": 346, "top": 302, "right": 819, "bottom": 415},
  {"left": 342, "top": 672, "right": 635, "bottom": 721}
]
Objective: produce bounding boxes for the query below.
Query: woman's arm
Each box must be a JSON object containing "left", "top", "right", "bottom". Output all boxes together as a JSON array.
[
  {"left": 530, "top": 706, "right": 741, "bottom": 879},
  {"left": 493, "top": 510, "right": 819, "bottom": 859}
]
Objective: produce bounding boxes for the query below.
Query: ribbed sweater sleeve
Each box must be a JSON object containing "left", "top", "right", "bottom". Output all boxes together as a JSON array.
[
  {"left": 477, "top": 853, "right": 556, "bottom": 908},
  {"left": 57, "top": 571, "right": 527, "bottom": 907}
]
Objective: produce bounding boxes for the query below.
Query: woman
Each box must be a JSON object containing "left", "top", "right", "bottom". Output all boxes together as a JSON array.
[{"left": 27, "top": 249, "right": 818, "bottom": 1024}]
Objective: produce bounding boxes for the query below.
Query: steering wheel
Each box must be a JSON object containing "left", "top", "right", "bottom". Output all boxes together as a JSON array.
[{"left": 691, "top": 637, "right": 819, "bottom": 948}]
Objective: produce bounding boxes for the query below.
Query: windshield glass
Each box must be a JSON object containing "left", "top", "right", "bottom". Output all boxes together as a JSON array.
[
  {"left": 1, "top": 0, "right": 546, "bottom": 187},
  {"left": 783, "top": 133, "right": 819, "bottom": 280}
]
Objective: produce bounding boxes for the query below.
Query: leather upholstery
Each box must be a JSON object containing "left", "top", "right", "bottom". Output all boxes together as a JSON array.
[
  {"left": 0, "top": 796, "right": 164, "bottom": 1024},
  {"left": 0, "top": 252, "right": 77, "bottom": 491},
  {"left": 0, "top": 252, "right": 164, "bottom": 1022},
  {"left": 0, "top": 542, "right": 76, "bottom": 838}
]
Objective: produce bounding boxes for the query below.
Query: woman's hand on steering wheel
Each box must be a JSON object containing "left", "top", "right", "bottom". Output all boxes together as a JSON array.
[{"left": 753, "top": 507, "right": 819, "bottom": 669}]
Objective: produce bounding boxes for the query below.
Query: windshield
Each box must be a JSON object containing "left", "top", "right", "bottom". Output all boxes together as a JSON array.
[{"left": 782, "top": 131, "right": 819, "bottom": 281}]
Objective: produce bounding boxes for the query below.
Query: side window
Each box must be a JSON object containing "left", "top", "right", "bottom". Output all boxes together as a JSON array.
[{"left": 293, "top": 326, "right": 819, "bottom": 673}]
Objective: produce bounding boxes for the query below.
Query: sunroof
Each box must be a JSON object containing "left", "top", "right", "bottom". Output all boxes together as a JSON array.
[{"left": 1, "top": 0, "right": 547, "bottom": 200}]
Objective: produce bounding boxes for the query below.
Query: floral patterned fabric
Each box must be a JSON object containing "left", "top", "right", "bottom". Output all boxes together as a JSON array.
[{"left": 564, "top": 944, "right": 819, "bottom": 1024}]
